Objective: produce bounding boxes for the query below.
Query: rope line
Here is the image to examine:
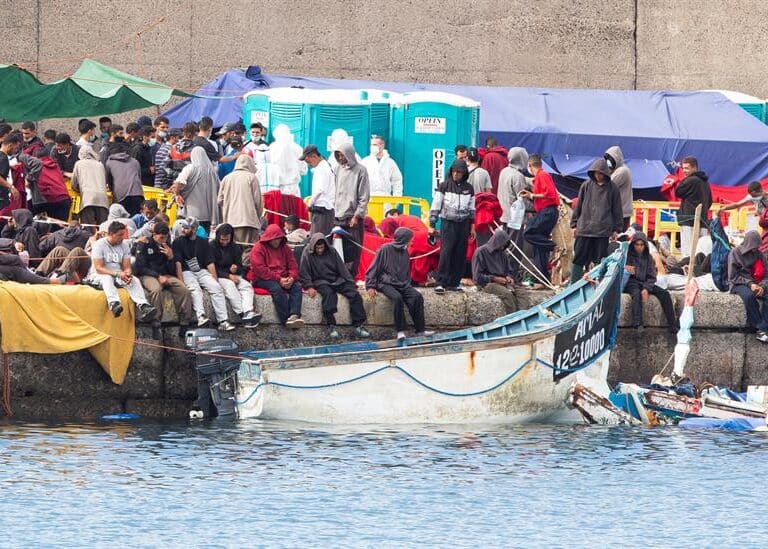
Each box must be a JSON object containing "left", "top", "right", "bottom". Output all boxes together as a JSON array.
[{"left": 234, "top": 356, "right": 595, "bottom": 406}]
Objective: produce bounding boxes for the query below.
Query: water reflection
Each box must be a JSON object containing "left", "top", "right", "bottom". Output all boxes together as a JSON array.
[{"left": 1, "top": 419, "right": 768, "bottom": 546}]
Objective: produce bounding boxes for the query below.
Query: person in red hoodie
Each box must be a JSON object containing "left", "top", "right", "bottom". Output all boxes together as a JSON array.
[
  {"left": 519, "top": 154, "right": 559, "bottom": 287},
  {"left": 249, "top": 223, "right": 304, "bottom": 328},
  {"left": 479, "top": 137, "right": 508, "bottom": 195}
]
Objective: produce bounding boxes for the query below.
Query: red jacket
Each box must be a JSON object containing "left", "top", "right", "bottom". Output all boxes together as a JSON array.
[
  {"left": 480, "top": 146, "right": 508, "bottom": 194},
  {"left": 248, "top": 224, "right": 298, "bottom": 282},
  {"left": 532, "top": 170, "right": 559, "bottom": 211}
]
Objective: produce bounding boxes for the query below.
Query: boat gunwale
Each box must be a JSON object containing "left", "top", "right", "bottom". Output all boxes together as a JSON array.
[{"left": 242, "top": 250, "right": 624, "bottom": 372}]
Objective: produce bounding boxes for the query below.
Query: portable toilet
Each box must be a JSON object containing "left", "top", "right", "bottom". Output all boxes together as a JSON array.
[
  {"left": 243, "top": 88, "right": 397, "bottom": 195},
  {"left": 389, "top": 91, "right": 480, "bottom": 201},
  {"left": 702, "top": 89, "right": 766, "bottom": 123}
]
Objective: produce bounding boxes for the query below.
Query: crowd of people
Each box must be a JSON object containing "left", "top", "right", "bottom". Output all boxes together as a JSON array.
[{"left": 0, "top": 113, "right": 767, "bottom": 342}]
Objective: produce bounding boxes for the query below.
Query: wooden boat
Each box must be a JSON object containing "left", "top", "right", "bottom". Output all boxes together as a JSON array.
[{"left": 192, "top": 245, "right": 627, "bottom": 424}]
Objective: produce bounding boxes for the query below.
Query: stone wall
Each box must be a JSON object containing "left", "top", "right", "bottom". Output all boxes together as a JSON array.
[
  {"left": 4, "top": 0, "right": 768, "bottom": 113},
  {"left": 1, "top": 287, "right": 765, "bottom": 420}
]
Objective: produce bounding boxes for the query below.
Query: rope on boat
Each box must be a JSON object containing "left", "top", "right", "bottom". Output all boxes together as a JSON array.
[{"left": 234, "top": 357, "right": 596, "bottom": 406}]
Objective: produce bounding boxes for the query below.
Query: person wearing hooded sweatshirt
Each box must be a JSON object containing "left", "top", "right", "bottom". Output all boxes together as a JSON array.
[
  {"left": 624, "top": 231, "right": 677, "bottom": 333},
  {"left": 98, "top": 204, "right": 137, "bottom": 236},
  {"left": 429, "top": 159, "right": 475, "bottom": 294},
  {"left": 728, "top": 231, "right": 768, "bottom": 342},
  {"left": 497, "top": 148, "right": 530, "bottom": 230},
  {"left": 604, "top": 145, "right": 633, "bottom": 229},
  {"left": 300, "top": 232, "right": 370, "bottom": 339},
  {"left": 471, "top": 229, "right": 518, "bottom": 313},
  {"left": 172, "top": 216, "right": 232, "bottom": 331},
  {"left": 519, "top": 154, "right": 560, "bottom": 287},
  {"left": 39, "top": 224, "right": 90, "bottom": 256},
  {"left": 365, "top": 227, "right": 433, "bottom": 339},
  {"left": 569, "top": 158, "right": 623, "bottom": 281},
  {"left": 134, "top": 221, "right": 193, "bottom": 331},
  {"left": 333, "top": 142, "right": 370, "bottom": 278},
  {"left": 675, "top": 156, "right": 712, "bottom": 257},
  {"left": 1, "top": 209, "right": 41, "bottom": 267},
  {"left": 217, "top": 154, "right": 263, "bottom": 245},
  {"left": 71, "top": 144, "right": 110, "bottom": 226},
  {"left": 0, "top": 238, "right": 58, "bottom": 284},
  {"left": 211, "top": 223, "right": 261, "bottom": 328},
  {"left": 105, "top": 148, "right": 144, "bottom": 216},
  {"left": 172, "top": 146, "right": 221, "bottom": 234},
  {"left": 480, "top": 137, "right": 509, "bottom": 194},
  {"left": 249, "top": 223, "right": 304, "bottom": 328}
]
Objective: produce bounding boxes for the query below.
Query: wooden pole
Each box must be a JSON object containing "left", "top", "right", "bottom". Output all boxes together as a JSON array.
[{"left": 686, "top": 204, "right": 703, "bottom": 282}]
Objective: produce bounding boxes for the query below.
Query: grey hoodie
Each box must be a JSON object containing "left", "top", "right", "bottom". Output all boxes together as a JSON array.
[
  {"left": 570, "top": 158, "right": 623, "bottom": 238},
  {"left": 497, "top": 148, "right": 531, "bottom": 223},
  {"left": 605, "top": 146, "right": 633, "bottom": 217},
  {"left": 105, "top": 152, "right": 144, "bottom": 202},
  {"left": 333, "top": 142, "right": 370, "bottom": 221}
]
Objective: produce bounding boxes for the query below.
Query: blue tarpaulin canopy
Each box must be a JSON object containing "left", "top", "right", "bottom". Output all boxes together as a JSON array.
[{"left": 164, "top": 66, "right": 768, "bottom": 188}]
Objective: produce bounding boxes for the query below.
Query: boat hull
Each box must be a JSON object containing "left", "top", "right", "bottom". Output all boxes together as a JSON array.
[{"left": 235, "top": 336, "right": 612, "bottom": 424}]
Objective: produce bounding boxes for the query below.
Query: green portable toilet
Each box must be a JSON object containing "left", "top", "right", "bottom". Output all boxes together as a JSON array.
[
  {"left": 704, "top": 89, "right": 767, "bottom": 123},
  {"left": 243, "top": 88, "right": 395, "bottom": 195},
  {"left": 389, "top": 91, "right": 480, "bottom": 201}
]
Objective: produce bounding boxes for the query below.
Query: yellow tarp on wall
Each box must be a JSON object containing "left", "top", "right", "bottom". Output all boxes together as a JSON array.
[{"left": 0, "top": 282, "right": 136, "bottom": 384}]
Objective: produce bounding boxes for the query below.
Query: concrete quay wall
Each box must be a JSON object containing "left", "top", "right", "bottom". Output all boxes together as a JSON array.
[
  {"left": 6, "top": 0, "right": 768, "bottom": 118},
  {"left": 1, "top": 287, "right": 764, "bottom": 420}
]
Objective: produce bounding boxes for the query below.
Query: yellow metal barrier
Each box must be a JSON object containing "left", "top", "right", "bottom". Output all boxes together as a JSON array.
[
  {"left": 367, "top": 196, "right": 431, "bottom": 224},
  {"left": 66, "top": 181, "right": 177, "bottom": 225},
  {"left": 632, "top": 200, "right": 755, "bottom": 255}
]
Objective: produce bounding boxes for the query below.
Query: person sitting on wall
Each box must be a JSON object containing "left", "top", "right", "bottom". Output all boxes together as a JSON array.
[
  {"left": 211, "top": 223, "right": 262, "bottom": 328},
  {"left": 299, "top": 232, "right": 370, "bottom": 340},
  {"left": 471, "top": 228, "right": 518, "bottom": 314},
  {"left": 134, "top": 221, "right": 194, "bottom": 333},
  {"left": 249, "top": 223, "right": 305, "bottom": 329},
  {"left": 728, "top": 230, "right": 768, "bottom": 344},
  {"left": 88, "top": 220, "right": 156, "bottom": 320},
  {"left": 623, "top": 231, "right": 678, "bottom": 333},
  {"left": 0, "top": 238, "right": 60, "bottom": 285},
  {"left": 365, "top": 227, "right": 433, "bottom": 340}
]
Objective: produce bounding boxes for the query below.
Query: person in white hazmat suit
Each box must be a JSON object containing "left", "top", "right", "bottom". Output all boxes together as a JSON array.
[
  {"left": 361, "top": 135, "right": 403, "bottom": 197},
  {"left": 268, "top": 124, "right": 307, "bottom": 197}
]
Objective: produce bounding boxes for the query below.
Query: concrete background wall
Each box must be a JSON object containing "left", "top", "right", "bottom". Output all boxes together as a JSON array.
[{"left": 3, "top": 0, "right": 768, "bottom": 105}]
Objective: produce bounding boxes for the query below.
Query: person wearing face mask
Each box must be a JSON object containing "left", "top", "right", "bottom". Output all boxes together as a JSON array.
[
  {"left": 100, "top": 124, "right": 129, "bottom": 165},
  {"left": 20, "top": 121, "right": 44, "bottom": 156},
  {"left": 333, "top": 142, "right": 370, "bottom": 278},
  {"left": 361, "top": 135, "right": 402, "bottom": 197},
  {"left": 130, "top": 126, "right": 156, "bottom": 186},
  {"left": 98, "top": 117, "right": 112, "bottom": 145},
  {"left": 153, "top": 116, "right": 169, "bottom": 147},
  {"left": 76, "top": 119, "right": 98, "bottom": 148},
  {"left": 50, "top": 133, "right": 80, "bottom": 178}
]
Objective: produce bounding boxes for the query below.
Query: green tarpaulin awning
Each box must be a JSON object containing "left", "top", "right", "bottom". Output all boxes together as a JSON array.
[{"left": 0, "top": 59, "right": 193, "bottom": 121}]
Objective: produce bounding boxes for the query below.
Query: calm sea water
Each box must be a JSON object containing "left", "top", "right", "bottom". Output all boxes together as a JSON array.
[{"left": 0, "top": 419, "right": 765, "bottom": 547}]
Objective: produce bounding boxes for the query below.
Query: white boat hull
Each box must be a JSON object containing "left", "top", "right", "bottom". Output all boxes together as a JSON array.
[{"left": 234, "top": 336, "right": 612, "bottom": 424}]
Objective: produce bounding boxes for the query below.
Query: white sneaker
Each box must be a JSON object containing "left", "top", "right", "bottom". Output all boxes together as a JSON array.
[
  {"left": 197, "top": 315, "right": 210, "bottom": 327},
  {"left": 396, "top": 331, "right": 406, "bottom": 340},
  {"left": 218, "top": 321, "right": 235, "bottom": 331},
  {"left": 286, "top": 314, "right": 305, "bottom": 329},
  {"left": 416, "top": 330, "right": 436, "bottom": 337}
]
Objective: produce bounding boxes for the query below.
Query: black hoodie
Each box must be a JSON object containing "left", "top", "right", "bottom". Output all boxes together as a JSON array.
[
  {"left": 210, "top": 224, "right": 245, "bottom": 278},
  {"left": 299, "top": 232, "right": 353, "bottom": 288},
  {"left": 365, "top": 227, "right": 414, "bottom": 289},
  {"left": 429, "top": 159, "right": 475, "bottom": 227},
  {"left": 0, "top": 209, "right": 41, "bottom": 266},
  {"left": 675, "top": 170, "right": 712, "bottom": 227},
  {"left": 626, "top": 231, "right": 656, "bottom": 290},
  {"left": 472, "top": 229, "right": 514, "bottom": 286},
  {"left": 728, "top": 230, "right": 768, "bottom": 289}
]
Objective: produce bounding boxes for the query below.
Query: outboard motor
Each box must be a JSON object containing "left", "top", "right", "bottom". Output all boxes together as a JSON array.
[{"left": 185, "top": 328, "right": 241, "bottom": 419}]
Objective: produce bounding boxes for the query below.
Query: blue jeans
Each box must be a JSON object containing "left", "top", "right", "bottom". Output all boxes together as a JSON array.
[
  {"left": 731, "top": 284, "right": 768, "bottom": 331},
  {"left": 254, "top": 280, "right": 303, "bottom": 325}
]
